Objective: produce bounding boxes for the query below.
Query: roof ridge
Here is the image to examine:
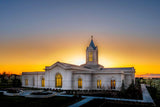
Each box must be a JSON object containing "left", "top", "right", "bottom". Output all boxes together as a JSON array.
[{"left": 57, "top": 61, "right": 80, "bottom": 67}]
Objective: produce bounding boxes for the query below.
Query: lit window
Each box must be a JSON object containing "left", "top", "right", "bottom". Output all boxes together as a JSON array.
[
  {"left": 25, "top": 79, "right": 28, "bottom": 86},
  {"left": 97, "top": 80, "right": 101, "bottom": 88},
  {"left": 41, "top": 78, "right": 45, "bottom": 87},
  {"left": 111, "top": 80, "right": 116, "bottom": 89},
  {"left": 78, "top": 78, "right": 82, "bottom": 88},
  {"left": 89, "top": 52, "right": 93, "bottom": 61},
  {"left": 55, "top": 73, "right": 62, "bottom": 88}
]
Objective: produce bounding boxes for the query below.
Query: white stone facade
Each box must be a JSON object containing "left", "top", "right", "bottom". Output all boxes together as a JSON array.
[{"left": 22, "top": 37, "right": 135, "bottom": 90}]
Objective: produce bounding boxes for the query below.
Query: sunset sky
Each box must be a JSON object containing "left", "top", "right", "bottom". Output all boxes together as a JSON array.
[{"left": 0, "top": 0, "right": 160, "bottom": 75}]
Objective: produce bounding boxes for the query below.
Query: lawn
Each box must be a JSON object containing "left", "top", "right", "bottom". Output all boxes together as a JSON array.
[{"left": 0, "top": 92, "right": 81, "bottom": 107}]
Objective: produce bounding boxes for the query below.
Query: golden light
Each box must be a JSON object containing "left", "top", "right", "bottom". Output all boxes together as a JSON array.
[
  {"left": 72, "top": 58, "right": 85, "bottom": 65},
  {"left": 99, "top": 56, "right": 114, "bottom": 67},
  {"left": 0, "top": 34, "right": 159, "bottom": 75}
]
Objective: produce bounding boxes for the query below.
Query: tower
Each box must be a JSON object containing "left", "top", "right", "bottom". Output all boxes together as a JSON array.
[
  {"left": 81, "top": 36, "right": 103, "bottom": 69},
  {"left": 86, "top": 36, "right": 98, "bottom": 65}
]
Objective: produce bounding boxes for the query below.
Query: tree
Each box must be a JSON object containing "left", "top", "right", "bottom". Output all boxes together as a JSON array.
[
  {"left": 121, "top": 80, "right": 125, "bottom": 94},
  {"left": 125, "top": 80, "right": 136, "bottom": 98},
  {"left": 11, "top": 75, "right": 21, "bottom": 87},
  {"left": 0, "top": 72, "right": 8, "bottom": 86}
]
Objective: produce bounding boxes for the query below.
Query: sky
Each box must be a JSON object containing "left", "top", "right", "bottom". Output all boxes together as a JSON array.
[{"left": 0, "top": 0, "right": 160, "bottom": 75}]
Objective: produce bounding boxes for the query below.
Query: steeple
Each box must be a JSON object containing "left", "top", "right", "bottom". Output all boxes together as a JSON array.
[
  {"left": 86, "top": 36, "right": 98, "bottom": 65},
  {"left": 89, "top": 36, "right": 96, "bottom": 50},
  {"left": 81, "top": 36, "right": 104, "bottom": 69}
]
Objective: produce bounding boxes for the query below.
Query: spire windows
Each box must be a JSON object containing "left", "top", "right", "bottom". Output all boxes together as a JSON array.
[{"left": 89, "top": 52, "right": 93, "bottom": 61}]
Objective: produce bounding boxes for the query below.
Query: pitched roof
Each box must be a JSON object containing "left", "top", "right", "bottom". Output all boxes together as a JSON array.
[
  {"left": 45, "top": 61, "right": 95, "bottom": 71},
  {"left": 22, "top": 72, "right": 45, "bottom": 75}
]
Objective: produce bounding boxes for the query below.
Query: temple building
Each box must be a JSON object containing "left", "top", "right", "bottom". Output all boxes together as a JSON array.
[{"left": 22, "top": 37, "right": 135, "bottom": 90}]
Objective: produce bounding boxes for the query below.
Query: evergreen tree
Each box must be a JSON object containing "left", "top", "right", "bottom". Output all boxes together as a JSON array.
[{"left": 121, "top": 80, "right": 125, "bottom": 93}]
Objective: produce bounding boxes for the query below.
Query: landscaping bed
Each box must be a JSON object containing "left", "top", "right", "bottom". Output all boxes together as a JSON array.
[
  {"left": 0, "top": 94, "right": 82, "bottom": 107},
  {"left": 65, "top": 88, "right": 142, "bottom": 100},
  {"left": 65, "top": 84, "right": 142, "bottom": 100},
  {"left": 6, "top": 88, "right": 20, "bottom": 93},
  {"left": 81, "top": 99, "right": 152, "bottom": 107},
  {"left": 31, "top": 91, "right": 52, "bottom": 95}
]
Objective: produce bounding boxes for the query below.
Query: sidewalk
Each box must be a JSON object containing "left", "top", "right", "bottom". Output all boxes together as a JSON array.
[{"left": 69, "top": 97, "right": 94, "bottom": 107}]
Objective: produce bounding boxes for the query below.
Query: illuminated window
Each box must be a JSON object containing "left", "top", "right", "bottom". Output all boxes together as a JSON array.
[
  {"left": 97, "top": 80, "right": 101, "bottom": 88},
  {"left": 41, "top": 78, "right": 45, "bottom": 87},
  {"left": 78, "top": 78, "right": 82, "bottom": 88},
  {"left": 55, "top": 73, "right": 62, "bottom": 88},
  {"left": 111, "top": 80, "right": 116, "bottom": 89},
  {"left": 25, "top": 79, "right": 28, "bottom": 86},
  {"left": 89, "top": 52, "right": 93, "bottom": 61}
]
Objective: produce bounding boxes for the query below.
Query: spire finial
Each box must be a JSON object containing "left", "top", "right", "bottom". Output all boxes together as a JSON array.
[{"left": 91, "top": 35, "right": 93, "bottom": 40}]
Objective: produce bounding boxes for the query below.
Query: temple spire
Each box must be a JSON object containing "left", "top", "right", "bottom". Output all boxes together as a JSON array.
[
  {"left": 84, "top": 36, "right": 101, "bottom": 67},
  {"left": 89, "top": 35, "right": 96, "bottom": 49}
]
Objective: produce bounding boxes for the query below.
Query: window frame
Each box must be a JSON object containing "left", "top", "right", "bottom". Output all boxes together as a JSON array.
[
  {"left": 88, "top": 52, "right": 93, "bottom": 61},
  {"left": 25, "top": 79, "right": 28, "bottom": 86},
  {"left": 41, "top": 78, "right": 45, "bottom": 87},
  {"left": 78, "top": 78, "right": 82, "bottom": 88},
  {"left": 97, "top": 80, "right": 101, "bottom": 88},
  {"left": 55, "top": 73, "right": 62, "bottom": 88},
  {"left": 111, "top": 80, "right": 116, "bottom": 89}
]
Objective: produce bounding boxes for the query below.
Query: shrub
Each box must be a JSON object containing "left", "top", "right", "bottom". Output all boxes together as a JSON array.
[
  {"left": 31, "top": 92, "right": 52, "bottom": 95},
  {"left": 7, "top": 89, "right": 20, "bottom": 93}
]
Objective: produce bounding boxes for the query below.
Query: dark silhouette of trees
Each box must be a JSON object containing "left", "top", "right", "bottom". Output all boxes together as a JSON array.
[
  {"left": 0, "top": 72, "right": 8, "bottom": 86},
  {"left": 0, "top": 72, "right": 21, "bottom": 88}
]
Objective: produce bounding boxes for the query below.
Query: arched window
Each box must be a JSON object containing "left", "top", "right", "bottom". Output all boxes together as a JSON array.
[
  {"left": 55, "top": 73, "right": 62, "bottom": 88},
  {"left": 78, "top": 78, "right": 82, "bottom": 88},
  {"left": 111, "top": 80, "right": 116, "bottom": 89},
  {"left": 89, "top": 52, "right": 93, "bottom": 61},
  {"left": 25, "top": 79, "right": 28, "bottom": 86},
  {"left": 97, "top": 80, "right": 101, "bottom": 88},
  {"left": 41, "top": 78, "right": 45, "bottom": 87}
]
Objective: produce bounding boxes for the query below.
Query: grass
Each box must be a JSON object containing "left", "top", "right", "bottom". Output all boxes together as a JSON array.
[{"left": 0, "top": 92, "right": 82, "bottom": 107}]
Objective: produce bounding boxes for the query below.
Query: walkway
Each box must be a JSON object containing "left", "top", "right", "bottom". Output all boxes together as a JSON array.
[
  {"left": 69, "top": 97, "right": 94, "bottom": 107},
  {"left": 141, "top": 84, "right": 154, "bottom": 103}
]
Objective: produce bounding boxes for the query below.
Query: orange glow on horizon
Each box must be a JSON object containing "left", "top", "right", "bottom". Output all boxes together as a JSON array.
[
  {"left": 1, "top": 54, "right": 159, "bottom": 75},
  {"left": 0, "top": 34, "right": 159, "bottom": 75}
]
